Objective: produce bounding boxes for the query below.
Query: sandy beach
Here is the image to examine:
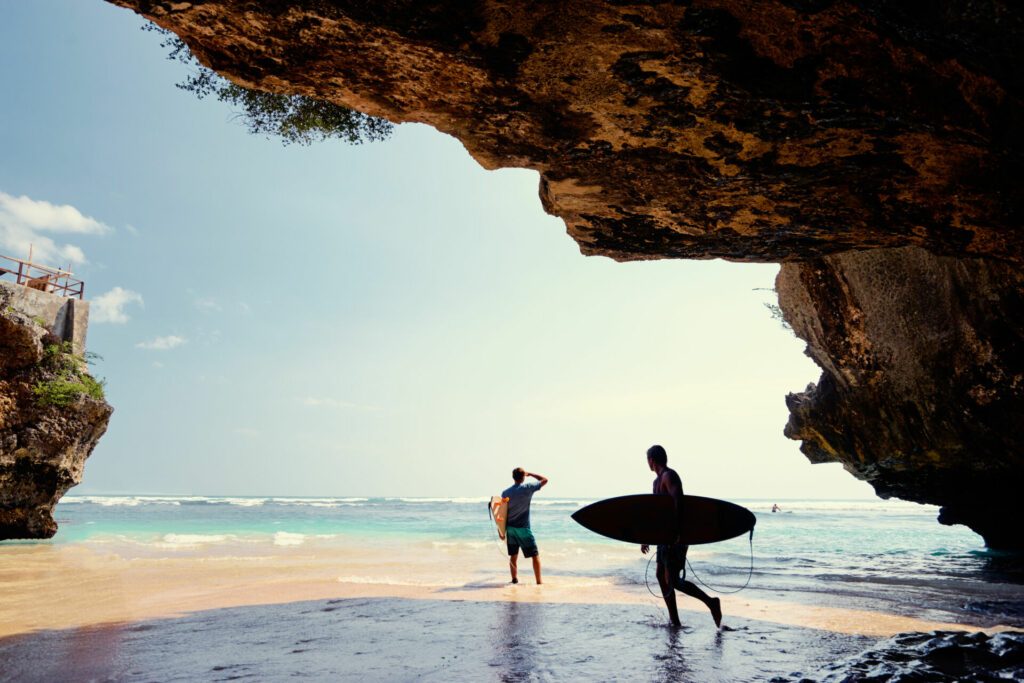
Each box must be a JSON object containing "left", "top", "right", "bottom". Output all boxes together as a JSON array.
[{"left": 2, "top": 541, "right": 1019, "bottom": 682}]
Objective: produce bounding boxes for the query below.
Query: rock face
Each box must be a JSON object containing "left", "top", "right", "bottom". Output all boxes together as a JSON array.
[
  {"left": 108, "top": 1, "right": 1023, "bottom": 545},
  {"left": 778, "top": 248, "right": 1024, "bottom": 548},
  {"left": 0, "top": 300, "right": 112, "bottom": 539},
  {"left": 113, "top": 0, "right": 1022, "bottom": 264}
]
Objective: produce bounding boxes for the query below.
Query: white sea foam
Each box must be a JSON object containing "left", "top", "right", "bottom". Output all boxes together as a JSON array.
[
  {"left": 267, "top": 498, "right": 364, "bottom": 507},
  {"left": 62, "top": 496, "right": 181, "bottom": 507},
  {"left": 273, "top": 532, "right": 306, "bottom": 547},
  {"left": 393, "top": 497, "right": 491, "bottom": 504},
  {"left": 218, "top": 498, "right": 267, "bottom": 507},
  {"left": 160, "top": 533, "right": 233, "bottom": 546}
]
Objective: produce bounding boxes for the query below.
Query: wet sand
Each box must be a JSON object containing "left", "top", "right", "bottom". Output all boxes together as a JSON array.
[
  {"left": 1, "top": 543, "right": 1019, "bottom": 681},
  {"left": 2, "top": 597, "right": 875, "bottom": 682}
]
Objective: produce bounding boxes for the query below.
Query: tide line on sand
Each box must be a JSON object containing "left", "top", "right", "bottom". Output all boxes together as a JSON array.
[{"left": 0, "top": 544, "right": 1014, "bottom": 640}]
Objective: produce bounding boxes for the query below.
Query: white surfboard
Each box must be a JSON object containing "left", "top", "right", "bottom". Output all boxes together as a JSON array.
[{"left": 489, "top": 496, "right": 509, "bottom": 540}]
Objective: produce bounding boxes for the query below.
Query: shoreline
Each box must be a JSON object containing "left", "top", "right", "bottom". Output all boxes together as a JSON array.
[{"left": 1, "top": 543, "right": 1014, "bottom": 640}]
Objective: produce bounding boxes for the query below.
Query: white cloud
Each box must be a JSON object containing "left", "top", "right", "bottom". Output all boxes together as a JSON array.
[
  {"left": 91, "top": 287, "right": 144, "bottom": 324},
  {"left": 0, "top": 191, "right": 112, "bottom": 266},
  {"left": 136, "top": 335, "right": 187, "bottom": 350},
  {"left": 0, "top": 192, "right": 111, "bottom": 235}
]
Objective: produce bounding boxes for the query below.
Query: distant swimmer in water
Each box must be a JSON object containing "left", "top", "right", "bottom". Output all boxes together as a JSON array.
[
  {"left": 772, "top": 504, "right": 780, "bottom": 513},
  {"left": 501, "top": 468, "right": 548, "bottom": 584},
  {"left": 641, "top": 445, "right": 722, "bottom": 629}
]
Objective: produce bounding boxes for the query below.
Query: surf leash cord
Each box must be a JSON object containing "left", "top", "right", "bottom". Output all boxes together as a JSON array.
[{"left": 644, "top": 530, "right": 755, "bottom": 596}]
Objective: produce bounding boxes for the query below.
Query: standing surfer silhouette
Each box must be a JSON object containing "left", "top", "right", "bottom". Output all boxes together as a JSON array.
[
  {"left": 641, "top": 445, "right": 722, "bottom": 628},
  {"left": 502, "top": 468, "right": 548, "bottom": 584}
]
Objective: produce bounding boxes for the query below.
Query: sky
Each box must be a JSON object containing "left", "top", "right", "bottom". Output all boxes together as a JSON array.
[{"left": 0, "top": 1, "right": 876, "bottom": 500}]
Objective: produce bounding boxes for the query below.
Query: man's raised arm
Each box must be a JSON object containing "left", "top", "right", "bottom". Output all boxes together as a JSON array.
[{"left": 526, "top": 471, "right": 549, "bottom": 489}]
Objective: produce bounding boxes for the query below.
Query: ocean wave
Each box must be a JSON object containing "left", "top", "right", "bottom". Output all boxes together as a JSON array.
[
  {"left": 273, "top": 532, "right": 306, "bottom": 547},
  {"left": 61, "top": 496, "right": 188, "bottom": 507},
  {"left": 217, "top": 498, "right": 267, "bottom": 507},
  {"left": 159, "top": 533, "right": 235, "bottom": 546},
  {"left": 60, "top": 495, "right": 371, "bottom": 508},
  {"left": 271, "top": 497, "right": 369, "bottom": 507},
  {"left": 391, "top": 497, "right": 491, "bottom": 504}
]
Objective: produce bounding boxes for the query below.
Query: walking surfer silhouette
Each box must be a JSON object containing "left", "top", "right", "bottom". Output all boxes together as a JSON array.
[{"left": 641, "top": 445, "right": 722, "bottom": 628}]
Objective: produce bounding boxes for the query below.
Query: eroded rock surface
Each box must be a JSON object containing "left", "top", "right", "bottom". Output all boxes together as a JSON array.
[
  {"left": 778, "top": 248, "right": 1024, "bottom": 548},
  {"left": 112, "top": 0, "right": 1022, "bottom": 264},
  {"left": 107, "top": 1, "right": 1023, "bottom": 544},
  {"left": 0, "top": 302, "right": 112, "bottom": 540}
]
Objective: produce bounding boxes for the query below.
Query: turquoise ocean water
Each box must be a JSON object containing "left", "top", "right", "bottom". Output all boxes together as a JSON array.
[
  {"left": 22, "top": 494, "right": 1021, "bottom": 628},
  {"left": 3, "top": 495, "right": 1022, "bottom": 683}
]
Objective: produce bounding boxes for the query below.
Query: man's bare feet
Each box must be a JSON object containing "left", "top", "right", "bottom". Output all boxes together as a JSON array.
[{"left": 710, "top": 597, "right": 722, "bottom": 628}]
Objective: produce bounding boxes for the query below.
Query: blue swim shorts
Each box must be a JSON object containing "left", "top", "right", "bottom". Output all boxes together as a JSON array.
[{"left": 506, "top": 526, "right": 539, "bottom": 558}]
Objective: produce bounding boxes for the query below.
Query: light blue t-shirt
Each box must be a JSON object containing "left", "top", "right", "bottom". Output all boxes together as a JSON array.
[{"left": 501, "top": 481, "right": 541, "bottom": 529}]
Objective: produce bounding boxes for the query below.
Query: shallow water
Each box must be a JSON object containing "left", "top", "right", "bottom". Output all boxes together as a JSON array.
[
  {"left": 3, "top": 496, "right": 1023, "bottom": 681},
  {"left": 39, "top": 495, "right": 1024, "bottom": 629}
]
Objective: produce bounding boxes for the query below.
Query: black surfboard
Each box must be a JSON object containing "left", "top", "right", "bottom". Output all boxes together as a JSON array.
[{"left": 571, "top": 494, "right": 755, "bottom": 545}]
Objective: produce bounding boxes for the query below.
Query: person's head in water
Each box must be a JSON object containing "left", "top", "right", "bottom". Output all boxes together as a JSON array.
[
  {"left": 512, "top": 467, "right": 526, "bottom": 483},
  {"left": 647, "top": 444, "right": 667, "bottom": 471}
]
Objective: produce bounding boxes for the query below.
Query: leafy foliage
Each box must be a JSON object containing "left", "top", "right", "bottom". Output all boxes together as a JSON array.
[
  {"left": 34, "top": 342, "right": 106, "bottom": 407},
  {"left": 753, "top": 288, "right": 793, "bottom": 332},
  {"left": 143, "top": 24, "right": 393, "bottom": 146},
  {"left": 763, "top": 302, "right": 791, "bottom": 331}
]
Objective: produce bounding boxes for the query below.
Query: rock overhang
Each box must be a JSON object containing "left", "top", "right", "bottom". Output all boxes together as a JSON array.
[{"left": 105, "top": 0, "right": 1024, "bottom": 547}]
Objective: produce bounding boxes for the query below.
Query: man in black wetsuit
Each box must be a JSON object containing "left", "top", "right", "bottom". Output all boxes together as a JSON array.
[{"left": 640, "top": 444, "right": 722, "bottom": 628}]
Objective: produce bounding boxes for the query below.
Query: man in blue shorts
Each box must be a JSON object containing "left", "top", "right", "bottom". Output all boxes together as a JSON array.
[{"left": 502, "top": 467, "right": 548, "bottom": 584}]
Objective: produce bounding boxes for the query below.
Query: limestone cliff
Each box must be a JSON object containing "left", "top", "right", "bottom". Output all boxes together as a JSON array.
[
  {"left": 0, "top": 293, "right": 112, "bottom": 539},
  {"left": 108, "top": 1, "right": 1023, "bottom": 545},
  {"left": 778, "top": 248, "right": 1024, "bottom": 548}
]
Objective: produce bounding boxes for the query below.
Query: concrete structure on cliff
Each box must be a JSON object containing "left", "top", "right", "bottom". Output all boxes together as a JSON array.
[
  {"left": 0, "top": 256, "right": 111, "bottom": 539},
  {"left": 1, "top": 254, "right": 90, "bottom": 355}
]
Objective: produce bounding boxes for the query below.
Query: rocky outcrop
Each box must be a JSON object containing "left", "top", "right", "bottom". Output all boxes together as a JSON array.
[
  {"left": 795, "top": 630, "right": 1024, "bottom": 682},
  {"left": 0, "top": 299, "right": 112, "bottom": 539},
  {"left": 107, "top": 2, "right": 1023, "bottom": 544},
  {"left": 111, "top": 0, "right": 1021, "bottom": 264},
  {"left": 778, "top": 248, "right": 1024, "bottom": 548}
]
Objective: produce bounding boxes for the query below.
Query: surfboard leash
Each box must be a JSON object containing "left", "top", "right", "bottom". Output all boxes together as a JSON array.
[
  {"left": 684, "top": 530, "right": 755, "bottom": 595},
  {"left": 643, "top": 530, "right": 755, "bottom": 596},
  {"left": 643, "top": 552, "right": 661, "bottom": 599}
]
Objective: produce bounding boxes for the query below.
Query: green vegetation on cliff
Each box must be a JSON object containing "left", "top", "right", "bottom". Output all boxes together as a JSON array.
[
  {"left": 33, "top": 343, "right": 106, "bottom": 407},
  {"left": 144, "top": 24, "right": 393, "bottom": 146}
]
